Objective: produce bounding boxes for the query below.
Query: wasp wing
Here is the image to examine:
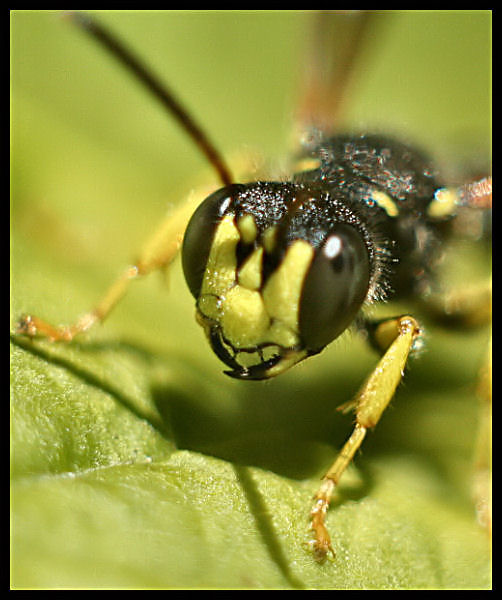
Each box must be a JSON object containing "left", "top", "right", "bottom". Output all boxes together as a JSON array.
[{"left": 295, "top": 11, "right": 386, "bottom": 136}]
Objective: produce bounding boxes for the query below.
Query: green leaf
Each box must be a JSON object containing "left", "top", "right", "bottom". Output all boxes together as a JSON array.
[{"left": 11, "top": 11, "right": 491, "bottom": 590}]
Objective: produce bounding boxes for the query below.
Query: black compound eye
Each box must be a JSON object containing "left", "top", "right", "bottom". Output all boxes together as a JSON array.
[
  {"left": 182, "top": 185, "right": 241, "bottom": 298},
  {"left": 299, "top": 223, "right": 370, "bottom": 351}
]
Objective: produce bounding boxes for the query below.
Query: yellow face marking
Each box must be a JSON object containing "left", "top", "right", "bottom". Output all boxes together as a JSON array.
[
  {"left": 427, "top": 187, "right": 459, "bottom": 219},
  {"left": 200, "top": 214, "right": 240, "bottom": 296},
  {"left": 197, "top": 293, "right": 220, "bottom": 322},
  {"left": 197, "top": 222, "right": 314, "bottom": 360},
  {"left": 261, "top": 226, "right": 278, "bottom": 254},
  {"left": 199, "top": 214, "right": 240, "bottom": 321},
  {"left": 371, "top": 189, "right": 399, "bottom": 217},
  {"left": 238, "top": 246, "right": 263, "bottom": 291},
  {"left": 219, "top": 286, "right": 270, "bottom": 348},
  {"left": 265, "top": 319, "right": 301, "bottom": 348},
  {"left": 262, "top": 240, "right": 314, "bottom": 331},
  {"left": 237, "top": 213, "right": 258, "bottom": 244}
]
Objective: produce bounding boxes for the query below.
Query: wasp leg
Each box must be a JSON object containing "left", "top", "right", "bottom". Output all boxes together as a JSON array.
[
  {"left": 472, "top": 337, "right": 491, "bottom": 532},
  {"left": 420, "top": 278, "right": 492, "bottom": 329},
  {"left": 16, "top": 190, "right": 205, "bottom": 342},
  {"left": 308, "top": 315, "right": 421, "bottom": 562},
  {"left": 420, "top": 279, "right": 492, "bottom": 532}
]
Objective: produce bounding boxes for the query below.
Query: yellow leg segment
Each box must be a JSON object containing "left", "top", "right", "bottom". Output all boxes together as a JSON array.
[
  {"left": 308, "top": 315, "right": 421, "bottom": 562},
  {"left": 16, "top": 190, "right": 205, "bottom": 342},
  {"left": 472, "top": 336, "right": 492, "bottom": 532},
  {"left": 421, "top": 279, "right": 492, "bottom": 532}
]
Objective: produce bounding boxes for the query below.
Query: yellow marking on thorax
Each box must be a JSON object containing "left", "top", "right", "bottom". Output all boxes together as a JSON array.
[
  {"left": 427, "top": 187, "right": 459, "bottom": 219},
  {"left": 371, "top": 190, "right": 399, "bottom": 217}
]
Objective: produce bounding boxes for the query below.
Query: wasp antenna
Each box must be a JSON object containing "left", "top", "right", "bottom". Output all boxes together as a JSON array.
[
  {"left": 65, "top": 11, "right": 233, "bottom": 187},
  {"left": 459, "top": 176, "right": 492, "bottom": 209}
]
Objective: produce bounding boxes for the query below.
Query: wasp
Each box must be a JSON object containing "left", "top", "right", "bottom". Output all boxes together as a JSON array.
[{"left": 12, "top": 10, "right": 491, "bottom": 577}]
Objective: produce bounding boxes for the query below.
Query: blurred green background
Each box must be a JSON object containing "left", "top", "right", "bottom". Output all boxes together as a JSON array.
[{"left": 11, "top": 11, "right": 491, "bottom": 589}]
